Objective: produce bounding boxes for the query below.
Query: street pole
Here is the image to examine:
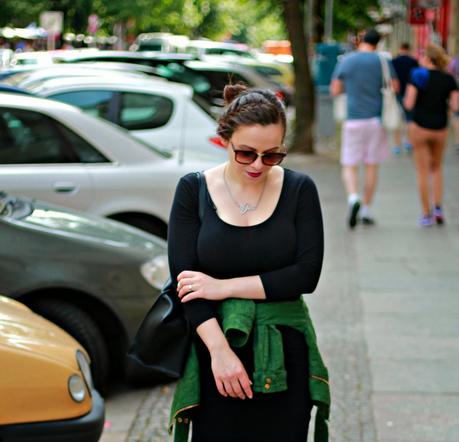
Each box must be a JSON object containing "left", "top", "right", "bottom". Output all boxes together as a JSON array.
[{"left": 324, "top": 0, "right": 334, "bottom": 42}]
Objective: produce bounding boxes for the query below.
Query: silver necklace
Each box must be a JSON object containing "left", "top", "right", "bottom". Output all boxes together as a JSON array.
[{"left": 223, "top": 166, "right": 267, "bottom": 214}]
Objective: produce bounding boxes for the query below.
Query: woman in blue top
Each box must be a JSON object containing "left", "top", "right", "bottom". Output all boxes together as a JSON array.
[{"left": 404, "top": 44, "right": 459, "bottom": 226}]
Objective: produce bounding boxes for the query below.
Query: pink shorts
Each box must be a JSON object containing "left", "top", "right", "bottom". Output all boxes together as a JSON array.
[{"left": 341, "top": 117, "right": 389, "bottom": 166}]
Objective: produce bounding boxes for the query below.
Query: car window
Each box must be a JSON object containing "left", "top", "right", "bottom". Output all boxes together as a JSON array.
[
  {"left": 119, "top": 92, "right": 173, "bottom": 130},
  {"left": 190, "top": 70, "right": 251, "bottom": 106},
  {"left": 254, "top": 66, "right": 282, "bottom": 77},
  {"left": 50, "top": 90, "right": 114, "bottom": 120},
  {"left": 0, "top": 107, "right": 75, "bottom": 164},
  {"left": 0, "top": 107, "right": 108, "bottom": 164},
  {"left": 57, "top": 124, "right": 109, "bottom": 163}
]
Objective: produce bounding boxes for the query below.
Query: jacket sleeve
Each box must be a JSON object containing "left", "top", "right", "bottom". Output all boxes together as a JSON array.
[
  {"left": 168, "top": 174, "right": 217, "bottom": 330},
  {"left": 260, "top": 176, "right": 324, "bottom": 300}
]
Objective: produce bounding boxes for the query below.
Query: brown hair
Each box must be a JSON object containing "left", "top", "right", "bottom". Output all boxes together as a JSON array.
[
  {"left": 217, "top": 83, "right": 287, "bottom": 141},
  {"left": 425, "top": 43, "right": 450, "bottom": 71},
  {"left": 400, "top": 42, "right": 410, "bottom": 51}
]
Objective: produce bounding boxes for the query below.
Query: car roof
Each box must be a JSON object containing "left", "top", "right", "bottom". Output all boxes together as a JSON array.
[
  {"left": 62, "top": 50, "right": 196, "bottom": 61},
  {"left": 30, "top": 74, "right": 193, "bottom": 97}
]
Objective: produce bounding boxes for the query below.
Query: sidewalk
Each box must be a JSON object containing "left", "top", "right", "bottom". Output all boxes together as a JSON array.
[{"left": 101, "top": 144, "right": 459, "bottom": 442}]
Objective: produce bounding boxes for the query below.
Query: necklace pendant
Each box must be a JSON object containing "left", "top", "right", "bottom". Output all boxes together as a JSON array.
[{"left": 239, "top": 203, "right": 255, "bottom": 214}]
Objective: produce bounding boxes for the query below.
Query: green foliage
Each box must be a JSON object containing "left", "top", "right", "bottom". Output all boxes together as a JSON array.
[
  {"left": 333, "top": 0, "right": 377, "bottom": 40},
  {"left": 0, "top": 0, "right": 287, "bottom": 47}
]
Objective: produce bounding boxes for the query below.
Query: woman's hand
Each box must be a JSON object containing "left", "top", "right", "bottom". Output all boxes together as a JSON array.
[
  {"left": 210, "top": 345, "right": 253, "bottom": 400},
  {"left": 177, "top": 271, "right": 228, "bottom": 302}
]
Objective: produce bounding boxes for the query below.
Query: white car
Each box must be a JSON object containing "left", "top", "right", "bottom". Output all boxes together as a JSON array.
[
  {"left": 0, "top": 93, "right": 222, "bottom": 237},
  {"left": 27, "top": 75, "right": 226, "bottom": 161}
]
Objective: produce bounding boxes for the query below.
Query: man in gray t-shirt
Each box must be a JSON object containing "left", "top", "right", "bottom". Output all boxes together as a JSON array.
[{"left": 331, "top": 29, "right": 398, "bottom": 229}]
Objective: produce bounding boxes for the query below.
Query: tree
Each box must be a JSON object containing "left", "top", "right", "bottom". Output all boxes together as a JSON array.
[{"left": 282, "top": 0, "right": 315, "bottom": 154}]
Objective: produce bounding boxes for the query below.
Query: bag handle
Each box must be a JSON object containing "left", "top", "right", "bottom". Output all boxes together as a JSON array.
[{"left": 196, "top": 171, "right": 206, "bottom": 222}]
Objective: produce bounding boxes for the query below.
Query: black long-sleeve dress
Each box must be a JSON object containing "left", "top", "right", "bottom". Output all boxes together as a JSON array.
[{"left": 168, "top": 168, "right": 324, "bottom": 442}]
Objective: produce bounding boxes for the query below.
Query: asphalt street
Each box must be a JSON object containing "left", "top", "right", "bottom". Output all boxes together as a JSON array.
[{"left": 101, "top": 141, "right": 459, "bottom": 442}]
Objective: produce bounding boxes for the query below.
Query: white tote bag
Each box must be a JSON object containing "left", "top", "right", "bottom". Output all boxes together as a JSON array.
[
  {"left": 333, "top": 94, "right": 347, "bottom": 122},
  {"left": 379, "top": 54, "right": 402, "bottom": 130}
]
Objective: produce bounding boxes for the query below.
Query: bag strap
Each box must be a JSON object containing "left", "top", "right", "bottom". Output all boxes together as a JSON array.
[{"left": 196, "top": 171, "right": 206, "bottom": 222}]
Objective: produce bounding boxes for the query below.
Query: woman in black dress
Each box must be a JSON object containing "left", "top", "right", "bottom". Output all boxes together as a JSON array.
[{"left": 168, "top": 84, "right": 329, "bottom": 442}]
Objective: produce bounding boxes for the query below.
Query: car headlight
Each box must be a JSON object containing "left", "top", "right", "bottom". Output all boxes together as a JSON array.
[
  {"left": 68, "top": 374, "right": 86, "bottom": 402},
  {"left": 140, "top": 254, "right": 169, "bottom": 289},
  {"left": 76, "top": 350, "right": 93, "bottom": 393}
]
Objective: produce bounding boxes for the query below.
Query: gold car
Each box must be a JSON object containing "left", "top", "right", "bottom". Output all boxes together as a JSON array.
[{"left": 0, "top": 295, "right": 104, "bottom": 441}]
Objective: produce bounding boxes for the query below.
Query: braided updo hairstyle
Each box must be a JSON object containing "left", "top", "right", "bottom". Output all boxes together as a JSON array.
[{"left": 217, "top": 83, "right": 287, "bottom": 142}]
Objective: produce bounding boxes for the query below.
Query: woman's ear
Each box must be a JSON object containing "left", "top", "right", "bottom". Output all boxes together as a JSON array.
[{"left": 220, "top": 137, "right": 229, "bottom": 148}]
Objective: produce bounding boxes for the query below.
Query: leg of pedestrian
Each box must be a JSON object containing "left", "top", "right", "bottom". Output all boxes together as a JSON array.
[
  {"left": 430, "top": 128, "right": 447, "bottom": 224},
  {"left": 342, "top": 165, "right": 361, "bottom": 229},
  {"left": 361, "top": 164, "right": 379, "bottom": 225}
]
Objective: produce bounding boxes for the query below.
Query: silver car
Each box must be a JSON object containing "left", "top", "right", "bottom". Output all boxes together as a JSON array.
[
  {"left": 0, "top": 93, "right": 222, "bottom": 238},
  {"left": 0, "top": 191, "right": 169, "bottom": 394}
]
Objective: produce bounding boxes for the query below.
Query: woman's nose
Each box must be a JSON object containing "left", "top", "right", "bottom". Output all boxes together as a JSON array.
[{"left": 252, "top": 155, "right": 264, "bottom": 169}]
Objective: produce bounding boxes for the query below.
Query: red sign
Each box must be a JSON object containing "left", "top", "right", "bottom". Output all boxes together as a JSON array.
[{"left": 408, "top": 0, "right": 426, "bottom": 25}]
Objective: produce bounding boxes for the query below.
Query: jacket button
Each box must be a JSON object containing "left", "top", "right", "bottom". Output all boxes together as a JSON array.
[
  {"left": 177, "top": 417, "right": 183, "bottom": 423},
  {"left": 265, "top": 377, "right": 272, "bottom": 384},
  {"left": 264, "top": 383, "right": 271, "bottom": 390}
]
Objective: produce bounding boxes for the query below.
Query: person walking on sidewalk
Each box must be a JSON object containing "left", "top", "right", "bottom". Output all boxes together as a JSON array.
[
  {"left": 331, "top": 29, "right": 399, "bottom": 228},
  {"left": 447, "top": 53, "right": 459, "bottom": 153},
  {"left": 391, "top": 42, "right": 419, "bottom": 155},
  {"left": 404, "top": 43, "right": 459, "bottom": 226},
  {"left": 167, "top": 84, "right": 330, "bottom": 442}
]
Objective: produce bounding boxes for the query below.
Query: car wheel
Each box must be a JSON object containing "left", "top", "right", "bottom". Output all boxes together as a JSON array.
[
  {"left": 112, "top": 214, "right": 167, "bottom": 239},
  {"left": 28, "top": 298, "right": 110, "bottom": 395}
]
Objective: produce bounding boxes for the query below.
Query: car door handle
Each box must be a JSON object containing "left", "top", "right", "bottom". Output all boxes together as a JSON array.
[{"left": 53, "top": 182, "right": 79, "bottom": 193}]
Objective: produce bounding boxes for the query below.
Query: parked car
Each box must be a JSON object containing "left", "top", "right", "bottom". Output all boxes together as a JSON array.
[
  {"left": 0, "top": 191, "right": 169, "bottom": 392},
  {"left": 0, "top": 295, "right": 104, "bottom": 441},
  {"left": 183, "top": 59, "right": 293, "bottom": 108},
  {"left": 58, "top": 50, "right": 290, "bottom": 110},
  {"left": 28, "top": 75, "right": 223, "bottom": 158},
  {"left": 184, "top": 39, "right": 255, "bottom": 59},
  {"left": 1, "top": 63, "right": 151, "bottom": 88},
  {"left": 60, "top": 50, "right": 197, "bottom": 67},
  {"left": 0, "top": 93, "right": 222, "bottom": 238}
]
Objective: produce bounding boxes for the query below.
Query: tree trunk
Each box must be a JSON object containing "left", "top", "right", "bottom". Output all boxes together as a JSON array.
[{"left": 282, "top": 0, "right": 315, "bottom": 154}]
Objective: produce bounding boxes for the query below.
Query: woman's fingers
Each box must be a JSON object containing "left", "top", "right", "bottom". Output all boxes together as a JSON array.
[
  {"left": 215, "top": 378, "right": 227, "bottom": 398},
  {"left": 223, "top": 379, "right": 238, "bottom": 399},
  {"left": 180, "top": 291, "right": 203, "bottom": 303},
  {"left": 230, "top": 377, "right": 246, "bottom": 399},
  {"left": 239, "top": 374, "right": 253, "bottom": 399}
]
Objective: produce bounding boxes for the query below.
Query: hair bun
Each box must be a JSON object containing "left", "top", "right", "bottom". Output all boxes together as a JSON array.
[{"left": 223, "top": 83, "right": 248, "bottom": 105}]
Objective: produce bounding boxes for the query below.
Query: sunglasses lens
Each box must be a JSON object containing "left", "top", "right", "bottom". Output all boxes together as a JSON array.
[
  {"left": 235, "top": 151, "right": 257, "bottom": 164},
  {"left": 263, "top": 153, "right": 285, "bottom": 166}
]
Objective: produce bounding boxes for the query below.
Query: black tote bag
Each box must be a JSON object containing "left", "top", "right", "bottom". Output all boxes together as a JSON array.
[{"left": 127, "top": 172, "right": 206, "bottom": 379}]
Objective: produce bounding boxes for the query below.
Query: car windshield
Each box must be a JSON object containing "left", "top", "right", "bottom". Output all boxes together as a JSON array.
[{"left": 0, "top": 192, "right": 33, "bottom": 220}]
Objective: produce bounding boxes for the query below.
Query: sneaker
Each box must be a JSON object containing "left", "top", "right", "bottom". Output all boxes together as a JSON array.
[
  {"left": 392, "top": 146, "right": 402, "bottom": 156},
  {"left": 433, "top": 207, "right": 444, "bottom": 225},
  {"left": 418, "top": 214, "right": 433, "bottom": 227},
  {"left": 361, "top": 216, "right": 376, "bottom": 226},
  {"left": 403, "top": 142, "right": 413, "bottom": 154},
  {"left": 348, "top": 200, "right": 360, "bottom": 229}
]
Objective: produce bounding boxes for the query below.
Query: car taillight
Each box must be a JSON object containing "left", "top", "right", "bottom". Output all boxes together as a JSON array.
[{"left": 208, "top": 136, "right": 226, "bottom": 148}]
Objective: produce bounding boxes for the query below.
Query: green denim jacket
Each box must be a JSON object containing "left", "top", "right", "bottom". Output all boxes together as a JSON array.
[{"left": 169, "top": 298, "right": 330, "bottom": 442}]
